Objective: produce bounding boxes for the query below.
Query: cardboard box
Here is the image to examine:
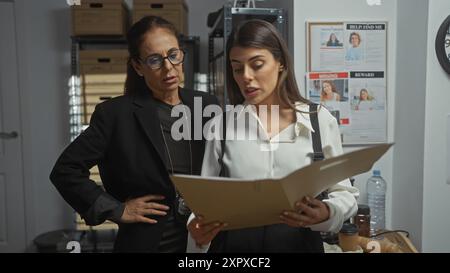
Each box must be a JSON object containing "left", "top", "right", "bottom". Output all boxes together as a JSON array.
[
  {"left": 79, "top": 49, "right": 128, "bottom": 73},
  {"left": 89, "top": 165, "right": 102, "bottom": 185},
  {"left": 72, "top": 0, "right": 129, "bottom": 36},
  {"left": 80, "top": 50, "right": 128, "bottom": 124},
  {"left": 133, "top": 0, "right": 188, "bottom": 35},
  {"left": 76, "top": 213, "right": 118, "bottom": 230}
]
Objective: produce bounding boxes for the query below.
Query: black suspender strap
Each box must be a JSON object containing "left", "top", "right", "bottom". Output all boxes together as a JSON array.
[
  {"left": 309, "top": 104, "right": 324, "bottom": 162},
  {"left": 218, "top": 111, "right": 227, "bottom": 177},
  {"left": 309, "top": 104, "right": 328, "bottom": 201}
]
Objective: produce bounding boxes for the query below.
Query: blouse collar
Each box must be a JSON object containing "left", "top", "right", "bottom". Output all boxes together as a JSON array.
[{"left": 234, "top": 102, "right": 316, "bottom": 136}]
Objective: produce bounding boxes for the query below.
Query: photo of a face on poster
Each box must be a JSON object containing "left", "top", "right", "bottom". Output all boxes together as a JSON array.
[
  {"left": 345, "top": 31, "right": 365, "bottom": 62},
  {"left": 307, "top": 73, "right": 351, "bottom": 129},
  {"left": 322, "top": 31, "right": 344, "bottom": 48},
  {"left": 350, "top": 81, "right": 386, "bottom": 112},
  {"left": 319, "top": 79, "right": 348, "bottom": 102},
  {"left": 308, "top": 78, "right": 349, "bottom": 102}
]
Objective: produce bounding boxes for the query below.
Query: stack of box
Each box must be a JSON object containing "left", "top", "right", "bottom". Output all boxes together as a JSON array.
[
  {"left": 79, "top": 49, "right": 128, "bottom": 124},
  {"left": 72, "top": 0, "right": 129, "bottom": 36},
  {"left": 133, "top": 0, "right": 189, "bottom": 35}
]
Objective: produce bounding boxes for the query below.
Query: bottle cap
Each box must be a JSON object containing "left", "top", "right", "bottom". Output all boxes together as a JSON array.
[
  {"left": 357, "top": 204, "right": 370, "bottom": 215},
  {"left": 373, "top": 170, "right": 381, "bottom": 176},
  {"left": 339, "top": 223, "right": 359, "bottom": 235}
]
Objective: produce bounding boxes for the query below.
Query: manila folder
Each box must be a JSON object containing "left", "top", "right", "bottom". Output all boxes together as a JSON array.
[{"left": 170, "top": 143, "right": 392, "bottom": 230}]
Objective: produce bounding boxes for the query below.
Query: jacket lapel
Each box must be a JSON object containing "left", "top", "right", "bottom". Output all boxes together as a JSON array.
[{"left": 132, "top": 91, "right": 168, "bottom": 168}]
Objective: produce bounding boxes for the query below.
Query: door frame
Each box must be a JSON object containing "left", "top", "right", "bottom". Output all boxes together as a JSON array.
[{"left": 8, "top": 0, "right": 36, "bottom": 250}]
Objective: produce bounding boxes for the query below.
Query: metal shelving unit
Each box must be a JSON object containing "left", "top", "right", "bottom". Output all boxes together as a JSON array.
[
  {"left": 69, "top": 36, "right": 128, "bottom": 141},
  {"left": 208, "top": 4, "right": 287, "bottom": 106}
]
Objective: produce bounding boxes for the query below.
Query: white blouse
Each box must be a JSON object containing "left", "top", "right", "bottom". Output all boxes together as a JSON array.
[{"left": 187, "top": 103, "right": 359, "bottom": 253}]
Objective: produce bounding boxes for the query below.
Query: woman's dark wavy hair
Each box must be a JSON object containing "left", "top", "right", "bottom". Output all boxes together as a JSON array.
[
  {"left": 124, "top": 16, "right": 179, "bottom": 96},
  {"left": 225, "top": 19, "right": 311, "bottom": 110}
]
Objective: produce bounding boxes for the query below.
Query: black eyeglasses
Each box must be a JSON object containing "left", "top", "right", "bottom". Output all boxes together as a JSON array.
[{"left": 139, "top": 49, "right": 185, "bottom": 70}]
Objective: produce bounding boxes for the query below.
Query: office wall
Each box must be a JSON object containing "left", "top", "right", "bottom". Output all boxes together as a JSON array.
[
  {"left": 422, "top": 0, "right": 450, "bottom": 252},
  {"left": 15, "top": 0, "right": 74, "bottom": 250},
  {"left": 293, "top": 0, "right": 398, "bottom": 231},
  {"left": 392, "top": 0, "right": 428, "bottom": 251}
]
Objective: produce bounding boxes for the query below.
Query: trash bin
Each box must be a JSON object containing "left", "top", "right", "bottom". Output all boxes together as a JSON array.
[
  {"left": 34, "top": 229, "right": 87, "bottom": 253},
  {"left": 34, "top": 229, "right": 116, "bottom": 253}
]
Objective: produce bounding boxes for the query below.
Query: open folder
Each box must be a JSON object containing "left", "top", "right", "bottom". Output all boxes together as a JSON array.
[{"left": 170, "top": 143, "right": 393, "bottom": 230}]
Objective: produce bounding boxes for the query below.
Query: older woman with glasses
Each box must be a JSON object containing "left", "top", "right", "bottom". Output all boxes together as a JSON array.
[{"left": 50, "top": 16, "right": 219, "bottom": 252}]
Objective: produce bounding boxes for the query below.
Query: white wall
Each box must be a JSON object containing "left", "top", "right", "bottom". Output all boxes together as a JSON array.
[
  {"left": 391, "top": 0, "right": 428, "bottom": 251},
  {"left": 15, "top": 0, "right": 74, "bottom": 250},
  {"left": 293, "top": 0, "right": 398, "bottom": 231},
  {"left": 422, "top": 0, "right": 450, "bottom": 253}
]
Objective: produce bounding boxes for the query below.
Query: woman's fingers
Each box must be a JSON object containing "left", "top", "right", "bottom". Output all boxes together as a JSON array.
[
  {"left": 139, "top": 195, "right": 165, "bottom": 202},
  {"left": 141, "top": 208, "right": 168, "bottom": 216},
  {"left": 197, "top": 224, "right": 227, "bottom": 245},
  {"left": 145, "top": 202, "right": 170, "bottom": 211},
  {"left": 190, "top": 220, "right": 221, "bottom": 235},
  {"left": 281, "top": 196, "right": 330, "bottom": 227},
  {"left": 188, "top": 217, "right": 227, "bottom": 246},
  {"left": 280, "top": 215, "right": 306, "bottom": 227},
  {"left": 198, "top": 222, "right": 224, "bottom": 236},
  {"left": 121, "top": 195, "right": 170, "bottom": 224},
  {"left": 136, "top": 215, "right": 158, "bottom": 224},
  {"left": 296, "top": 202, "right": 320, "bottom": 219},
  {"left": 188, "top": 217, "right": 205, "bottom": 233},
  {"left": 280, "top": 211, "right": 313, "bottom": 225},
  {"left": 302, "top": 196, "right": 323, "bottom": 207},
  {"left": 295, "top": 197, "right": 317, "bottom": 211}
]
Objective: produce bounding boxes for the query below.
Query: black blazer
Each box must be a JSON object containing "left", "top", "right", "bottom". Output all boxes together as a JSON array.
[{"left": 50, "top": 88, "right": 219, "bottom": 252}]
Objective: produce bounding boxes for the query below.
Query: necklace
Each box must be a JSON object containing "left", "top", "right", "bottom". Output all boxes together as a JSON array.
[
  {"left": 159, "top": 103, "right": 193, "bottom": 176},
  {"left": 159, "top": 102, "right": 193, "bottom": 217},
  {"left": 159, "top": 103, "right": 193, "bottom": 217}
]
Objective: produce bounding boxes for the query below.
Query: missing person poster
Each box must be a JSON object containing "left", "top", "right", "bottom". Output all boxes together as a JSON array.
[
  {"left": 344, "top": 23, "right": 386, "bottom": 71},
  {"left": 308, "top": 22, "right": 387, "bottom": 72},
  {"left": 307, "top": 71, "right": 387, "bottom": 145},
  {"left": 307, "top": 21, "right": 387, "bottom": 145},
  {"left": 308, "top": 22, "right": 345, "bottom": 72}
]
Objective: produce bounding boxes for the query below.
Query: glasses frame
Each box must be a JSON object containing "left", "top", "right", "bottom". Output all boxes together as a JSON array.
[{"left": 139, "top": 49, "right": 186, "bottom": 70}]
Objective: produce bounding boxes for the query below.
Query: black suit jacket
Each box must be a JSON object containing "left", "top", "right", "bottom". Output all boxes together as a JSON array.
[{"left": 50, "top": 88, "right": 219, "bottom": 252}]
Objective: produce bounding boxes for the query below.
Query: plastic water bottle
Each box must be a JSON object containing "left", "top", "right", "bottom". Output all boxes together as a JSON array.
[{"left": 367, "top": 170, "right": 387, "bottom": 234}]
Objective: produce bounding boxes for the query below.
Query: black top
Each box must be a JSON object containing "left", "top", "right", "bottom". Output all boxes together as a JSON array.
[
  {"left": 155, "top": 99, "right": 192, "bottom": 253},
  {"left": 156, "top": 100, "right": 191, "bottom": 175},
  {"left": 50, "top": 88, "right": 219, "bottom": 252}
]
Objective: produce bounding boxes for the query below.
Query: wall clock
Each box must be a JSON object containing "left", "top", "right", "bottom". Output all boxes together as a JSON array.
[{"left": 435, "top": 15, "right": 450, "bottom": 75}]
